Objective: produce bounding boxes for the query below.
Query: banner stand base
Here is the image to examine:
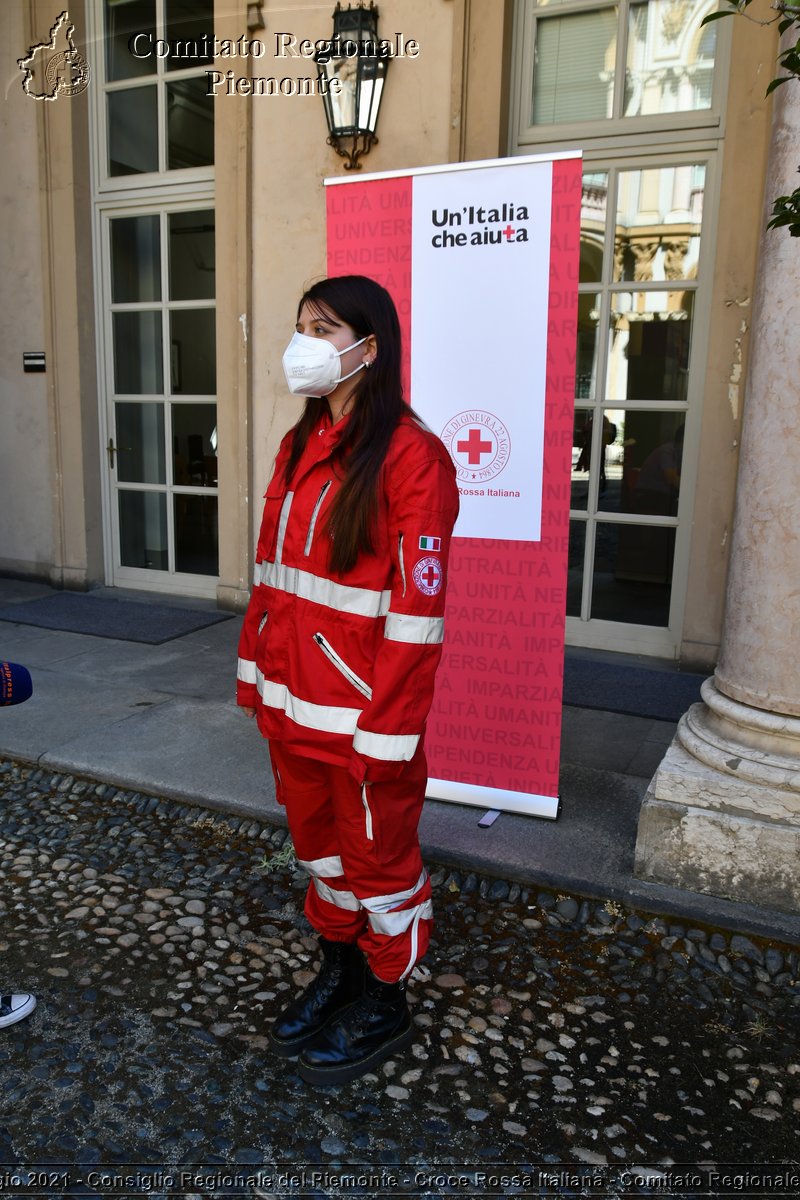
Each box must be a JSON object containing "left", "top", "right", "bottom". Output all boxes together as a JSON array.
[{"left": 426, "top": 777, "right": 560, "bottom": 821}]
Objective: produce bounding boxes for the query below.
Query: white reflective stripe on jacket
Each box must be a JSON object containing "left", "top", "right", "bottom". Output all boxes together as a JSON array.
[
  {"left": 235, "top": 414, "right": 459, "bottom": 781},
  {"left": 254, "top": 559, "right": 392, "bottom": 619}
]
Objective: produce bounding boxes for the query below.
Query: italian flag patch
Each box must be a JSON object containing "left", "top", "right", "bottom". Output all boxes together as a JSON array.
[{"left": 419, "top": 536, "right": 442, "bottom": 552}]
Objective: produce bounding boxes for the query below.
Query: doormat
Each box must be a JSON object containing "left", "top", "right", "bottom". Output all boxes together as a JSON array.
[
  {"left": 562, "top": 656, "right": 705, "bottom": 723},
  {"left": 0, "top": 592, "right": 234, "bottom": 645}
]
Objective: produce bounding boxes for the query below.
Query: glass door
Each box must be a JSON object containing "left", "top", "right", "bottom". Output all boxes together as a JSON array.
[
  {"left": 511, "top": 0, "right": 723, "bottom": 655},
  {"left": 104, "top": 206, "right": 218, "bottom": 590},
  {"left": 90, "top": 0, "right": 217, "bottom": 594},
  {"left": 566, "top": 159, "right": 708, "bottom": 655}
]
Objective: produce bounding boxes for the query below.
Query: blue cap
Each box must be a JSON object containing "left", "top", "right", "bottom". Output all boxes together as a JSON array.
[{"left": 0, "top": 661, "right": 33, "bottom": 706}]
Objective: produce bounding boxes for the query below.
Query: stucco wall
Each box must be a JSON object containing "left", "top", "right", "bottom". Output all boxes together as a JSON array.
[
  {"left": 0, "top": 2, "right": 55, "bottom": 576},
  {"left": 248, "top": 0, "right": 456, "bottom": 497},
  {"left": 679, "top": 13, "right": 778, "bottom": 669}
]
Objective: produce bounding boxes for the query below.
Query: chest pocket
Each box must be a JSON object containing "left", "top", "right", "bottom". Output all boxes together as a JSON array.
[
  {"left": 304, "top": 480, "right": 332, "bottom": 556},
  {"left": 258, "top": 477, "right": 291, "bottom": 563}
]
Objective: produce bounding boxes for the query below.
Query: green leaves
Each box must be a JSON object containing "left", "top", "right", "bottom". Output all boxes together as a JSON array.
[
  {"left": 767, "top": 177, "right": 800, "bottom": 237},
  {"left": 700, "top": 10, "right": 737, "bottom": 24},
  {"left": 707, "top": 2, "right": 800, "bottom": 236},
  {"left": 777, "top": 41, "right": 800, "bottom": 76},
  {"left": 257, "top": 839, "right": 297, "bottom": 874},
  {"left": 700, "top": 0, "right": 753, "bottom": 23}
]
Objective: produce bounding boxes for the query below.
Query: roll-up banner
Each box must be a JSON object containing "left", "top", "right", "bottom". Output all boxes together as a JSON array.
[{"left": 326, "top": 152, "right": 581, "bottom": 819}]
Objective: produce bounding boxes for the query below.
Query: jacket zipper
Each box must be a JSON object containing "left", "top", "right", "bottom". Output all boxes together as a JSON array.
[
  {"left": 313, "top": 633, "right": 373, "bottom": 700},
  {"left": 304, "top": 480, "right": 332, "bottom": 556},
  {"left": 257, "top": 613, "right": 268, "bottom": 637},
  {"left": 398, "top": 533, "right": 406, "bottom": 597}
]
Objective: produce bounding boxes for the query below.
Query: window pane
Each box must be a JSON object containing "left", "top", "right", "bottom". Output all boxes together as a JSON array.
[
  {"left": 324, "top": 55, "right": 358, "bottom": 131},
  {"left": 111, "top": 216, "right": 160, "bottom": 303},
  {"left": 571, "top": 409, "right": 592, "bottom": 512},
  {"left": 607, "top": 291, "right": 693, "bottom": 403},
  {"left": 626, "top": 1, "right": 716, "bottom": 117},
  {"left": 567, "top": 521, "right": 586, "bottom": 617},
  {"left": 113, "top": 311, "right": 163, "bottom": 394},
  {"left": 591, "top": 522, "right": 675, "bottom": 626},
  {"left": 105, "top": 0, "right": 155, "bottom": 82},
  {"left": 598, "top": 409, "right": 684, "bottom": 516},
  {"left": 164, "top": 0, "right": 214, "bottom": 70},
  {"left": 169, "top": 310, "right": 216, "bottom": 394},
  {"left": 169, "top": 210, "right": 215, "bottom": 300},
  {"left": 167, "top": 78, "right": 214, "bottom": 169},
  {"left": 115, "top": 402, "right": 165, "bottom": 484},
  {"left": 358, "top": 66, "right": 387, "bottom": 133},
  {"left": 119, "top": 490, "right": 168, "bottom": 571},
  {"left": 108, "top": 86, "right": 158, "bottom": 176},
  {"left": 576, "top": 294, "right": 600, "bottom": 400},
  {"left": 175, "top": 495, "right": 218, "bottom": 575},
  {"left": 580, "top": 173, "right": 608, "bottom": 283},
  {"left": 572, "top": 410, "right": 619, "bottom": 509},
  {"left": 173, "top": 403, "right": 218, "bottom": 487},
  {"left": 615, "top": 165, "right": 704, "bottom": 283},
  {"left": 532, "top": 10, "right": 618, "bottom": 125}
]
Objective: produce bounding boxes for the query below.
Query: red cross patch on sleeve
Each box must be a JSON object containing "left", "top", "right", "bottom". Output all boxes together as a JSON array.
[{"left": 412, "top": 557, "right": 443, "bottom": 596}]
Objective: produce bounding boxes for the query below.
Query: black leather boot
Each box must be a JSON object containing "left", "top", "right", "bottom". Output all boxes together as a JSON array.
[
  {"left": 297, "top": 966, "right": 413, "bottom": 1085},
  {"left": 269, "top": 937, "right": 364, "bottom": 1057}
]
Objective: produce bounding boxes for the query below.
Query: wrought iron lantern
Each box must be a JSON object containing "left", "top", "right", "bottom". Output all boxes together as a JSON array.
[{"left": 316, "top": 3, "right": 390, "bottom": 171}]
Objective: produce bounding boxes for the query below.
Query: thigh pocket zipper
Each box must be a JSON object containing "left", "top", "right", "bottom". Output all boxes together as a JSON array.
[
  {"left": 313, "top": 633, "right": 373, "bottom": 700},
  {"left": 361, "top": 782, "right": 374, "bottom": 841}
]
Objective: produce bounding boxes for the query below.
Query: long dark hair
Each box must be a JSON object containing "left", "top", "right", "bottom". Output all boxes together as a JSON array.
[{"left": 283, "top": 275, "right": 406, "bottom": 575}]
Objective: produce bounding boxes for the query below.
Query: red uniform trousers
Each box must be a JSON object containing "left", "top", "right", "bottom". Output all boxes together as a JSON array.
[{"left": 268, "top": 740, "right": 433, "bottom": 984}]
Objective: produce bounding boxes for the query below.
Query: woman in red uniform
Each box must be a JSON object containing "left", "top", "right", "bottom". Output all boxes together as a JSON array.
[{"left": 237, "top": 275, "right": 459, "bottom": 1085}]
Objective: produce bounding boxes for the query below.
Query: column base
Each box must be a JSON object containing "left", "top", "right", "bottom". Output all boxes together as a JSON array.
[
  {"left": 49, "top": 566, "right": 90, "bottom": 591},
  {"left": 216, "top": 582, "right": 251, "bottom": 613},
  {"left": 635, "top": 679, "right": 800, "bottom": 914}
]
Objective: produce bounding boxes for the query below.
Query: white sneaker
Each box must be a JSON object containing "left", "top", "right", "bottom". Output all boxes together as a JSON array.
[{"left": 0, "top": 993, "right": 36, "bottom": 1028}]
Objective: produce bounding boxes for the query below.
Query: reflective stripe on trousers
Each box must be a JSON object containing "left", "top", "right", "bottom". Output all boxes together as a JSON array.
[{"left": 271, "top": 741, "right": 432, "bottom": 983}]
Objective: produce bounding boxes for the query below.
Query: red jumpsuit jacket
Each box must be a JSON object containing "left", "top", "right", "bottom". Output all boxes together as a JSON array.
[{"left": 236, "top": 412, "right": 460, "bottom": 785}]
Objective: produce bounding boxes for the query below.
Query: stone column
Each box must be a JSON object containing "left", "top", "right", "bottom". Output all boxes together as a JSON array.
[{"left": 634, "top": 54, "right": 800, "bottom": 914}]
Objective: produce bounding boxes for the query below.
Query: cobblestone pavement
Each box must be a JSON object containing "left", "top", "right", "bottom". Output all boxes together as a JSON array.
[{"left": 1, "top": 759, "right": 799, "bottom": 1199}]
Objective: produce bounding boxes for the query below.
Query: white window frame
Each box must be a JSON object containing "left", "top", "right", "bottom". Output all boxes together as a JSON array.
[
  {"left": 510, "top": 0, "right": 729, "bottom": 656},
  {"left": 566, "top": 148, "right": 720, "bottom": 656},
  {"left": 87, "top": 0, "right": 218, "bottom": 597},
  {"left": 98, "top": 198, "right": 218, "bottom": 595},
  {"left": 89, "top": 0, "right": 216, "bottom": 194},
  {"left": 511, "top": 0, "right": 731, "bottom": 153}
]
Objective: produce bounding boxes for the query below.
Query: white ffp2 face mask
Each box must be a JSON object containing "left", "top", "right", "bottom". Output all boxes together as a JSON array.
[{"left": 281, "top": 331, "right": 367, "bottom": 397}]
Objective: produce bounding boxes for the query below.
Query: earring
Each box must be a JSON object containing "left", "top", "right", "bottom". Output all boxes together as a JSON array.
[{"left": 364, "top": 359, "right": 373, "bottom": 369}]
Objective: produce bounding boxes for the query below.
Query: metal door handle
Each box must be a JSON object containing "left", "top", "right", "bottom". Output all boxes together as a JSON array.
[{"left": 107, "top": 438, "right": 132, "bottom": 467}]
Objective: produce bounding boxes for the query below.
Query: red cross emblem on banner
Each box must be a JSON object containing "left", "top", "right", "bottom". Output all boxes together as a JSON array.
[
  {"left": 412, "top": 556, "right": 443, "bottom": 596},
  {"left": 456, "top": 427, "right": 494, "bottom": 466},
  {"left": 441, "top": 409, "right": 511, "bottom": 484}
]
